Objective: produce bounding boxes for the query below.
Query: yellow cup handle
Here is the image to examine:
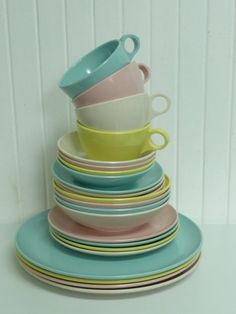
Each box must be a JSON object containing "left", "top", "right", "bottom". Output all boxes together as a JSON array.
[
  {"left": 146, "top": 128, "right": 169, "bottom": 151},
  {"left": 150, "top": 94, "right": 171, "bottom": 117}
]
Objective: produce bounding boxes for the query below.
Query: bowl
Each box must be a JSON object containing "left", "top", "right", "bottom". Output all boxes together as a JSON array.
[
  {"left": 52, "top": 160, "right": 156, "bottom": 188},
  {"left": 56, "top": 202, "right": 170, "bottom": 233}
]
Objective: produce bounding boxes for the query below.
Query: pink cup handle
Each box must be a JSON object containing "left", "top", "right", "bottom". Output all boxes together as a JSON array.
[{"left": 138, "top": 63, "right": 151, "bottom": 83}]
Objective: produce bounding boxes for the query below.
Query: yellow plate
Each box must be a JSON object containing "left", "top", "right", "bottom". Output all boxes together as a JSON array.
[
  {"left": 58, "top": 155, "right": 155, "bottom": 176},
  {"left": 53, "top": 174, "right": 170, "bottom": 205},
  {"left": 16, "top": 251, "right": 200, "bottom": 284}
]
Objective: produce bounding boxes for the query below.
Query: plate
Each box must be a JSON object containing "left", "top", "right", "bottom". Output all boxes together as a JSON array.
[
  {"left": 53, "top": 177, "right": 163, "bottom": 198},
  {"left": 48, "top": 221, "right": 178, "bottom": 248},
  {"left": 49, "top": 226, "right": 178, "bottom": 256},
  {"left": 15, "top": 210, "right": 202, "bottom": 280},
  {"left": 53, "top": 174, "right": 170, "bottom": 205},
  {"left": 16, "top": 253, "right": 200, "bottom": 294},
  {"left": 48, "top": 204, "right": 178, "bottom": 243},
  {"left": 17, "top": 252, "right": 200, "bottom": 289},
  {"left": 54, "top": 193, "right": 170, "bottom": 215},
  {"left": 52, "top": 160, "right": 163, "bottom": 194}
]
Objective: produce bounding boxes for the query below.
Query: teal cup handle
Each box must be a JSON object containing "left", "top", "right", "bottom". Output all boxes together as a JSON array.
[{"left": 120, "top": 34, "right": 140, "bottom": 60}]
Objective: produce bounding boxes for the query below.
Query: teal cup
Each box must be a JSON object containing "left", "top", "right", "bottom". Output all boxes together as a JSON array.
[{"left": 58, "top": 34, "right": 140, "bottom": 98}]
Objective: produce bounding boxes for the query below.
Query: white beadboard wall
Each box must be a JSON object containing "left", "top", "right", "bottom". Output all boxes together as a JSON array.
[{"left": 0, "top": 0, "right": 236, "bottom": 224}]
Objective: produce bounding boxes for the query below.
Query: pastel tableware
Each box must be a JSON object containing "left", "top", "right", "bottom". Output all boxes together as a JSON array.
[
  {"left": 17, "top": 253, "right": 200, "bottom": 292},
  {"left": 49, "top": 226, "right": 178, "bottom": 256},
  {"left": 48, "top": 204, "right": 178, "bottom": 243},
  {"left": 15, "top": 210, "right": 202, "bottom": 280},
  {"left": 75, "top": 93, "right": 171, "bottom": 131},
  {"left": 73, "top": 62, "right": 150, "bottom": 107},
  {"left": 58, "top": 150, "right": 156, "bottom": 171},
  {"left": 53, "top": 160, "right": 157, "bottom": 188},
  {"left": 58, "top": 131, "right": 156, "bottom": 166},
  {"left": 48, "top": 220, "right": 179, "bottom": 248},
  {"left": 53, "top": 174, "right": 170, "bottom": 206},
  {"left": 55, "top": 198, "right": 169, "bottom": 232},
  {"left": 52, "top": 158, "right": 163, "bottom": 195},
  {"left": 54, "top": 192, "right": 170, "bottom": 215},
  {"left": 59, "top": 34, "right": 140, "bottom": 98},
  {"left": 77, "top": 122, "right": 169, "bottom": 161},
  {"left": 57, "top": 155, "right": 155, "bottom": 175}
]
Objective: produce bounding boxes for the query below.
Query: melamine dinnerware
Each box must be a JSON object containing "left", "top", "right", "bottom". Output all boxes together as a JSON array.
[
  {"left": 49, "top": 226, "right": 178, "bottom": 256},
  {"left": 73, "top": 62, "right": 150, "bottom": 107},
  {"left": 53, "top": 160, "right": 156, "bottom": 188},
  {"left": 54, "top": 192, "right": 170, "bottom": 215},
  {"left": 48, "top": 219, "right": 179, "bottom": 248},
  {"left": 48, "top": 203, "right": 178, "bottom": 244},
  {"left": 57, "top": 155, "right": 155, "bottom": 176},
  {"left": 53, "top": 174, "right": 170, "bottom": 206},
  {"left": 55, "top": 198, "right": 169, "bottom": 232},
  {"left": 75, "top": 93, "right": 171, "bottom": 131},
  {"left": 17, "top": 254, "right": 200, "bottom": 294},
  {"left": 17, "top": 252, "right": 200, "bottom": 292},
  {"left": 15, "top": 210, "right": 202, "bottom": 280},
  {"left": 58, "top": 150, "right": 156, "bottom": 171},
  {"left": 58, "top": 131, "right": 156, "bottom": 167},
  {"left": 52, "top": 159, "right": 164, "bottom": 195},
  {"left": 77, "top": 122, "right": 169, "bottom": 161},
  {"left": 59, "top": 34, "right": 140, "bottom": 98}
]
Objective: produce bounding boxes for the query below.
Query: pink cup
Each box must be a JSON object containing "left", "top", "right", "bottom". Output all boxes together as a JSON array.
[{"left": 72, "top": 62, "right": 150, "bottom": 108}]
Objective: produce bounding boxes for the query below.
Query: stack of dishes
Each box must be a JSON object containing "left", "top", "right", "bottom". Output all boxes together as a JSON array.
[{"left": 15, "top": 34, "right": 202, "bottom": 294}]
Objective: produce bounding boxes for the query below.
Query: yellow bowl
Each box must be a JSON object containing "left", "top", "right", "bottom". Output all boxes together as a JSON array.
[{"left": 57, "top": 155, "right": 155, "bottom": 176}]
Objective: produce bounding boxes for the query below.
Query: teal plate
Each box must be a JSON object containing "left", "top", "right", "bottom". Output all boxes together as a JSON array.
[
  {"left": 15, "top": 210, "right": 202, "bottom": 280},
  {"left": 52, "top": 160, "right": 163, "bottom": 194}
]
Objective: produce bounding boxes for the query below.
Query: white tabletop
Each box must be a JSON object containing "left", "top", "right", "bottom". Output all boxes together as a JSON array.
[{"left": 1, "top": 222, "right": 236, "bottom": 314}]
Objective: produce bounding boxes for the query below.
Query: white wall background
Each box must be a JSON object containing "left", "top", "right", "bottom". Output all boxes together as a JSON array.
[{"left": 0, "top": 0, "right": 236, "bottom": 224}]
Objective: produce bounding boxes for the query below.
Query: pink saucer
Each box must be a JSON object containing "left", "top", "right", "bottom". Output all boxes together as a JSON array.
[{"left": 48, "top": 204, "right": 178, "bottom": 243}]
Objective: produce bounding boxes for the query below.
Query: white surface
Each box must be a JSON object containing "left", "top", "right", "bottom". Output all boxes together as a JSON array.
[
  {"left": 1, "top": 0, "right": 236, "bottom": 224},
  {"left": 0, "top": 222, "right": 236, "bottom": 314}
]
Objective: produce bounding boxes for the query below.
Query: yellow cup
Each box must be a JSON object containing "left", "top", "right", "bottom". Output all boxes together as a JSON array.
[{"left": 76, "top": 121, "right": 169, "bottom": 161}]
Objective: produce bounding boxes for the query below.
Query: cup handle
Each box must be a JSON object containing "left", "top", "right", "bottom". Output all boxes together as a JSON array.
[
  {"left": 150, "top": 94, "right": 171, "bottom": 117},
  {"left": 141, "top": 128, "right": 169, "bottom": 154},
  {"left": 138, "top": 63, "right": 151, "bottom": 83},
  {"left": 120, "top": 34, "right": 140, "bottom": 60}
]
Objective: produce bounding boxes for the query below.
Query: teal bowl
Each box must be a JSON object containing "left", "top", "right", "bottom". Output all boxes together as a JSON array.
[
  {"left": 52, "top": 159, "right": 157, "bottom": 188},
  {"left": 58, "top": 34, "right": 140, "bottom": 98}
]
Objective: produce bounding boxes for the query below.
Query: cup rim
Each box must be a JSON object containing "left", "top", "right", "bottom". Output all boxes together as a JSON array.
[
  {"left": 59, "top": 39, "right": 119, "bottom": 88},
  {"left": 77, "top": 121, "right": 151, "bottom": 135}
]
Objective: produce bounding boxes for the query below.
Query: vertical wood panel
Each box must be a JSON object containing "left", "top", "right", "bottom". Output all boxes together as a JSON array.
[
  {"left": 36, "top": 0, "right": 70, "bottom": 208},
  {"left": 228, "top": 2, "right": 236, "bottom": 224},
  {"left": 123, "top": 0, "right": 151, "bottom": 91},
  {"left": 93, "top": 0, "right": 122, "bottom": 45},
  {"left": 65, "top": 0, "right": 94, "bottom": 127},
  {"left": 203, "top": 0, "right": 234, "bottom": 223},
  {"left": 0, "top": 0, "right": 20, "bottom": 223},
  {"left": 150, "top": 0, "right": 179, "bottom": 207},
  {"left": 177, "top": 0, "right": 207, "bottom": 223},
  {"left": 6, "top": 0, "right": 46, "bottom": 220}
]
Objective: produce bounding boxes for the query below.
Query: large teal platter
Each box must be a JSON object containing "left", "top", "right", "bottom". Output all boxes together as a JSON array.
[{"left": 15, "top": 210, "right": 202, "bottom": 280}]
